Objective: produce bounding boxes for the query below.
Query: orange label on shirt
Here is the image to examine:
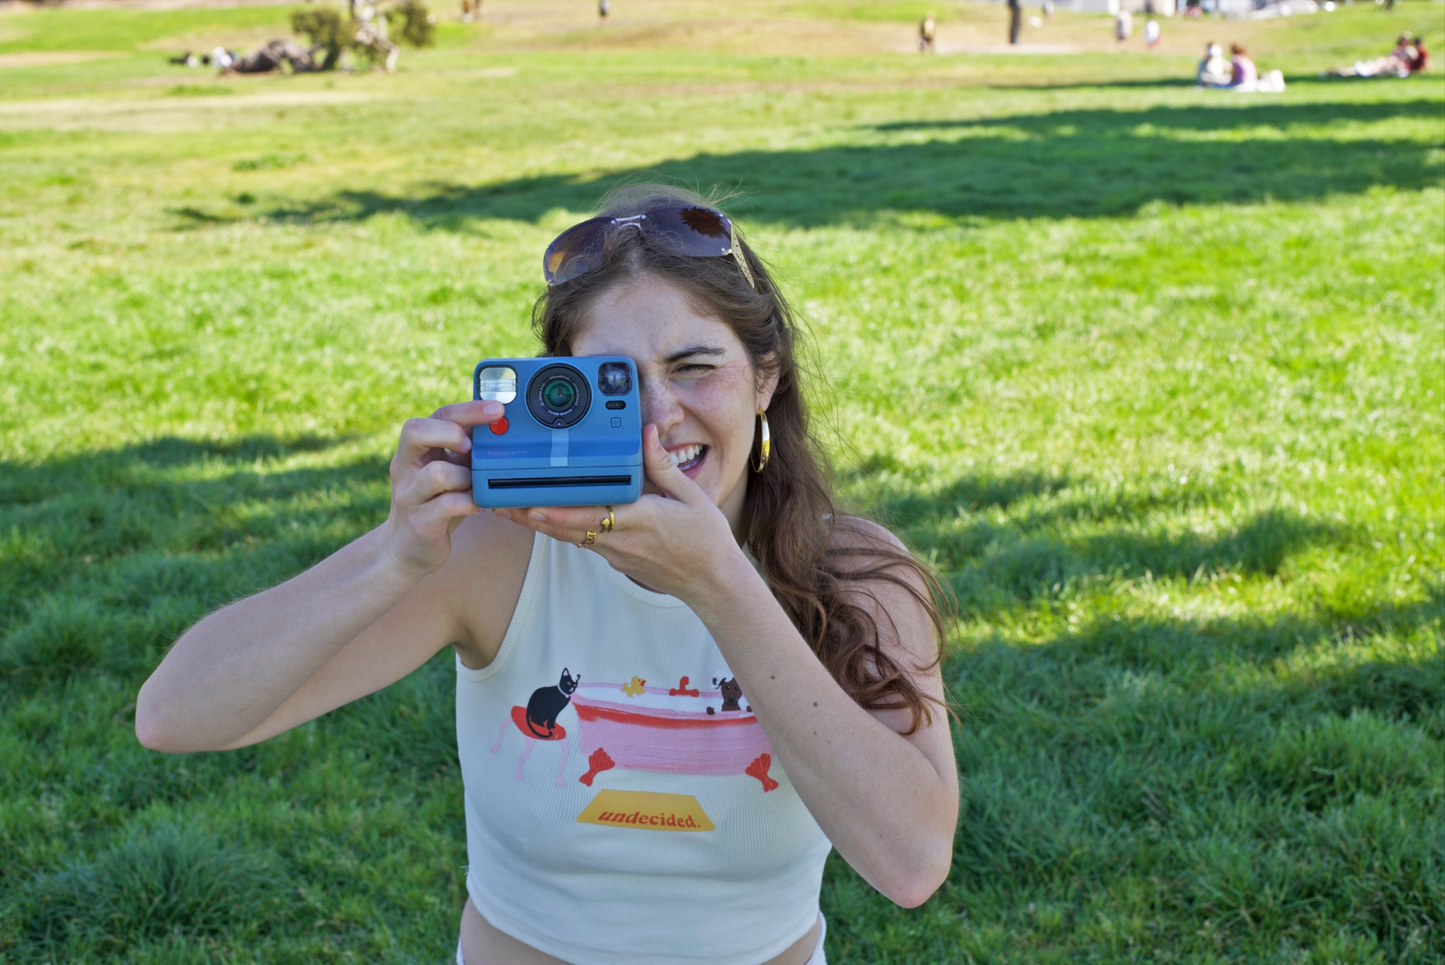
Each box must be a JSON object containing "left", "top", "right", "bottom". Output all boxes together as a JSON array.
[{"left": 576, "top": 790, "right": 715, "bottom": 832}]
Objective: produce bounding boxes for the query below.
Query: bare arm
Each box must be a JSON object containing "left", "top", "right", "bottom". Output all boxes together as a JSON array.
[
  {"left": 135, "top": 401, "right": 517, "bottom": 753},
  {"left": 689, "top": 543, "right": 958, "bottom": 908},
  {"left": 136, "top": 526, "right": 475, "bottom": 752}
]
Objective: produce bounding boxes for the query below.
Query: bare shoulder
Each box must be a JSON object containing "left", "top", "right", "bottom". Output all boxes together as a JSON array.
[
  {"left": 829, "top": 514, "right": 910, "bottom": 556},
  {"left": 435, "top": 509, "right": 536, "bottom": 669},
  {"left": 828, "top": 515, "right": 929, "bottom": 597},
  {"left": 832, "top": 511, "right": 942, "bottom": 632},
  {"left": 826, "top": 520, "right": 947, "bottom": 739}
]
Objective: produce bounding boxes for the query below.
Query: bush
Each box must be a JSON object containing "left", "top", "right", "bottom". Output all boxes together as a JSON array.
[
  {"left": 291, "top": 7, "right": 348, "bottom": 70},
  {"left": 394, "top": 0, "right": 436, "bottom": 49}
]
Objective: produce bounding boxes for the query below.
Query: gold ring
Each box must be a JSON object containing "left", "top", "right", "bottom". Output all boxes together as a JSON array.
[
  {"left": 577, "top": 530, "right": 597, "bottom": 548},
  {"left": 600, "top": 506, "right": 615, "bottom": 534}
]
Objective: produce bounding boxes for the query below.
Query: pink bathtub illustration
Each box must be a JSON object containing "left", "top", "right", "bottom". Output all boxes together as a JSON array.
[
  {"left": 492, "top": 676, "right": 778, "bottom": 792},
  {"left": 572, "top": 679, "right": 778, "bottom": 791}
]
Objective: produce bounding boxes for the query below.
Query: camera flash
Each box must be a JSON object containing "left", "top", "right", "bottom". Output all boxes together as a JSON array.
[{"left": 478, "top": 366, "right": 518, "bottom": 403}]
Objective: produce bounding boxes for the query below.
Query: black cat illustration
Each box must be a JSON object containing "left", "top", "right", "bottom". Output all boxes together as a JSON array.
[{"left": 524, "top": 668, "right": 579, "bottom": 738}]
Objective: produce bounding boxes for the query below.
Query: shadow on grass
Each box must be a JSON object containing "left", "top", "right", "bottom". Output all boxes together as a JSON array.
[
  {"left": 944, "top": 586, "right": 1443, "bottom": 954},
  {"left": 989, "top": 589, "right": 1444, "bottom": 697},
  {"left": 848, "top": 465, "right": 1349, "bottom": 605},
  {"left": 212, "top": 98, "right": 1445, "bottom": 231},
  {"left": 981, "top": 76, "right": 1203, "bottom": 92},
  {"left": 0, "top": 434, "right": 387, "bottom": 687}
]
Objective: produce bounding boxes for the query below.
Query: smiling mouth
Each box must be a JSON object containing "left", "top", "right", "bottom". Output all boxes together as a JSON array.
[{"left": 667, "top": 444, "right": 707, "bottom": 473}]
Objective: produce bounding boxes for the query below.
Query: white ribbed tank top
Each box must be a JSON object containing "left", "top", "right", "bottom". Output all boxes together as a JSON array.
[{"left": 456, "top": 532, "right": 833, "bottom": 965}]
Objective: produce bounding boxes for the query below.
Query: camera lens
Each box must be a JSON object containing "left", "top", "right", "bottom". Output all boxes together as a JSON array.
[
  {"left": 542, "top": 377, "right": 576, "bottom": 412},
  {"left": 526, "top": 363, "right": 591, "bottom": 429}
]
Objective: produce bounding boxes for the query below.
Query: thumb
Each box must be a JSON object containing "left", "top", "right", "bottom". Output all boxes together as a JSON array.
[{"left": 642, "top": 424, "right": 703, "bottom": 502}]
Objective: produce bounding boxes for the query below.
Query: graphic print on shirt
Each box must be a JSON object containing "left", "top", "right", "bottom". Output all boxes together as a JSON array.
[
  {"left": 523, "top": 667, "right": 579, "bottom": 739},
  {"left": 489, "top": 667, "right": 578, "bottom": 788},
  {"left": 490, "top": 668, "right": 781, "bottom": 813}
]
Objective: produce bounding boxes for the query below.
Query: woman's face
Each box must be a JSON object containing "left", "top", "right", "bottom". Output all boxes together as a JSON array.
[{"left": 573, "top": 274, "right": 775, "bottom": 532}]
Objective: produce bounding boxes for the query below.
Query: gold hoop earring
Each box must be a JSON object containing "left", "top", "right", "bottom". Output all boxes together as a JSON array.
[{"left": 751, "top": 409, "right": 770, "bottom": 473}]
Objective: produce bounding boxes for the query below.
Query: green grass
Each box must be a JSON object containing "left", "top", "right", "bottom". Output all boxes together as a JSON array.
[{"left": 2, "top": 1, "right": 1443, "bottom": 962}]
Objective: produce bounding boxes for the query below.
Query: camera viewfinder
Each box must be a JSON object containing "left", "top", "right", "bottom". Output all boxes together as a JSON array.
[{"left": 598, "top": 361, "right": 633, "bottom": 397}]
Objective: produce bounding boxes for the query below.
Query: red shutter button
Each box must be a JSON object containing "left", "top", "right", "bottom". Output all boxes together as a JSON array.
[{"left": 490, "top": 416, "right": 509, "bottom": 435}]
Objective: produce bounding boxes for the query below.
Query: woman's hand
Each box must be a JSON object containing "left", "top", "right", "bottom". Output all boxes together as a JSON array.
[
  {"left": 381, "top": 400, "right": 502, "bottom": 576},
  {"left": 494, "top": 424, "right": 746, "bottom": 602}
]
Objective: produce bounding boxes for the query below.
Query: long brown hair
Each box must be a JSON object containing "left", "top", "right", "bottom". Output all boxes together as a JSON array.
[{"left": 533, "top": 185, "right": 952, "bottom": 733}]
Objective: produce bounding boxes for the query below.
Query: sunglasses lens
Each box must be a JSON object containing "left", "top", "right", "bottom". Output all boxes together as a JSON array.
[
  {"left": 677, "top": 206, "right": 729, "bottom": 240},
  {"left": 543, "top": 218, "right": 607, "bottom": 284},
  {"left": 647, "top": 205, "right": 733, "bottom": 256}
]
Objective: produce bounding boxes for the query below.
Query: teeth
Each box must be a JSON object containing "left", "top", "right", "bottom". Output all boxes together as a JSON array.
[{"left": 667, "top": 444, "right": 703, "bottom": 467}]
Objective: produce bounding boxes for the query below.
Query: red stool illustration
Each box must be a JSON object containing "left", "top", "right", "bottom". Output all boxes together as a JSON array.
[{"left": 491, "top": 705, "right": 572, "bottom": 788}]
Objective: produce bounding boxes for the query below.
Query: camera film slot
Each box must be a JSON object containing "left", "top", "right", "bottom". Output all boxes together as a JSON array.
[{"left": 487, "top": 475, "right": 634, "bottom": 490}]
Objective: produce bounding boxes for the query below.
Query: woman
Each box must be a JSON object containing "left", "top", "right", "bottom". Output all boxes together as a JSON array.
[
  {"left": 136, "top": 185, "right": 960, "bottom": 965},
  {"left": 1228, "top": 43, "right": 1258, "bottom": 88}
]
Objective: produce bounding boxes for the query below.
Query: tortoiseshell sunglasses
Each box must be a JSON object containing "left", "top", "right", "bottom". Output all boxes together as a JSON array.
[{"left": 543, "top": 204, "right": 759, "bottom": 292}]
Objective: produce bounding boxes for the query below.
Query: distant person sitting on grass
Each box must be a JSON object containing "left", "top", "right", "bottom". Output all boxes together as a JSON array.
[
  {"left": 1197, "top": 42, "right": 1231, "bottom": 86},
  {"left": 1197, "top": 41, "right": 1284, "bottom": 92},
  {"left": 1409, "top": 37, "right": 1429, "bottom": 72},
  {"left": 134, "top": 183, "right": 960, "bottom": 965},
  {"left": 1325, "top": 32, "right": 1423, "bottom": 77},
  {"left": 1228, "top": 43, "right": 1258, "bottom": 86}
]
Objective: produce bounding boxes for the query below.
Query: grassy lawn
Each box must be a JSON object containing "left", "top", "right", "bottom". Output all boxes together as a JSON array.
[{"left": 1, "top": 1, "right": 1442, "bottom": 962}]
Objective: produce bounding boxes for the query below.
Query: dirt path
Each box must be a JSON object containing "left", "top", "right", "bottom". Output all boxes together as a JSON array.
[{"left": 2, "top": 0, "right": 285, "bottom": 10}]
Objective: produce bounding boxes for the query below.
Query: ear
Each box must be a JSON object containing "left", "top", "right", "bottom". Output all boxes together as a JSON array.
[{"left": 754, "top": 357, "right": 780, "bottom": 412}]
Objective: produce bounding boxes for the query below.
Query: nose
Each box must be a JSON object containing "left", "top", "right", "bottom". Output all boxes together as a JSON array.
[{"left": 640, "top": 378, "right": 683, "bottom": 435}]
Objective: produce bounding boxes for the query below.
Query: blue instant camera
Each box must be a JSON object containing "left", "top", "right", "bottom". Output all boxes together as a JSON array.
[{"left": 470, "top": 356, "right": 643, "bottom": 508}]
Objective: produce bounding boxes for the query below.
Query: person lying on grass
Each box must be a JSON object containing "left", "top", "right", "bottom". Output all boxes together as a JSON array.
[
  {"left": 136, "top": 184, "right": 960, "bottom": 965},
  {"left": 1324, "top": 32, "right": 1426, "bottom": 78}
]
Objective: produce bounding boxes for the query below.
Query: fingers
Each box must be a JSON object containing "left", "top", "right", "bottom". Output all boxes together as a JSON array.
[
  {"left": 424, "top": 447, "right": 473, "bottom": 469},
  {"left": 401, "top": 459, "right": 473, "bottom": 503},
  {"left": 417, "top": 490, "right": 481, "bottom": 526},
  {"left": 641, "top": 424, "right": 703, "bottom": 502},
  {"left": 395, "top": 401, "right": 504, "bottom": 469},
  {"left": 495, "top": 508, "right": 603, "bottom": 549},
  {"left": 401, "top": 490, "right": 480, "bottom": 548},
  {"left": 431, "top": 399, "right": 506, "bottom": 429},
  {"left": 494, "top": 504, "right": 623, "bottom": 554},
  {"left": 496, "top": 504, "right": 611, "bottom": 534}
]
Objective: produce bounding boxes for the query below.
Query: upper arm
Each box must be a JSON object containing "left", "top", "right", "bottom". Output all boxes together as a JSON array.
[
  {"left": 833, "top": 519, "right": 958, "bottom": 794},
  {"left": 220, "top": 511, "right": 533, "bottom": 749}
]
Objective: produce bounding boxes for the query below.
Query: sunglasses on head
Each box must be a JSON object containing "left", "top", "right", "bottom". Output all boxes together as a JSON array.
[{"left": 543, "top": 204, "right": 759, "bottom": 292}]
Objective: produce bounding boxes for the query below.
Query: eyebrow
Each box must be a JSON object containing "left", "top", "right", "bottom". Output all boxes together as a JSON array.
[{"left": 663, "top": 345, "right": 727, "bottom": 364}]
